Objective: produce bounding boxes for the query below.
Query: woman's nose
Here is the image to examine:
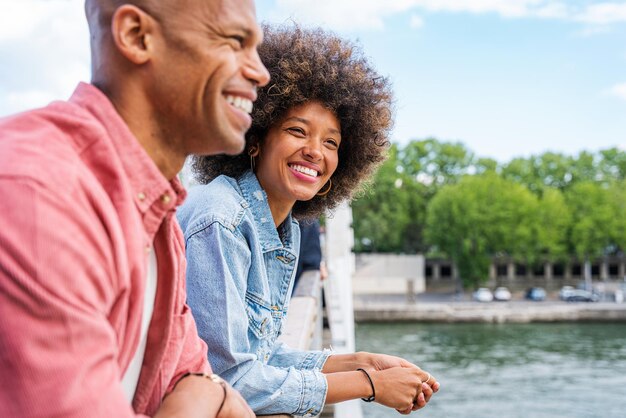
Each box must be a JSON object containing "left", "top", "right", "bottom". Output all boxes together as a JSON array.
[{"left": 302, "top": 143, "right": 323, "bottom": 161}]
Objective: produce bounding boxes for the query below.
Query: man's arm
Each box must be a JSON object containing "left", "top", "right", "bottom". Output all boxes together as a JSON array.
[{"left": 0, "top": 178, "right": 142, "bottom": 417}]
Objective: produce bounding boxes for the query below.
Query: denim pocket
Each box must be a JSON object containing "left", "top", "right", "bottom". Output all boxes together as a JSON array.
[{"left": 245, "top": 293, "right": 275, "bottom": 340}]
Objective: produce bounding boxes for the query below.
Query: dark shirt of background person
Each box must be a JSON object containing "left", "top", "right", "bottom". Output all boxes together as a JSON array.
[{"left": 295, "top": 219, "right": 322, "bottom": 286}]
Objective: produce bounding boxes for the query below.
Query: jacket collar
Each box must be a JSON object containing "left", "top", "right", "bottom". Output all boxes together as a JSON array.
[{"left": 237, "top": 170, "right": 297, "bottom": 254}]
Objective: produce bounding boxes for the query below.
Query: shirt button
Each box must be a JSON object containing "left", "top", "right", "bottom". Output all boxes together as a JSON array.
[
  {"left": 145, "top": 245, "right": 151, "bottom": 254},
  {"left": 160, "top": 193, "right": 171, "bottom": 204},
  {"left": 137, "top": 192, "right": 146, "bottom": 201}
]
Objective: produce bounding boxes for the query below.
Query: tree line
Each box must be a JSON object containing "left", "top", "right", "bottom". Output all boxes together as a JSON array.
[{"left": 350, "top": 138, "right": 626, "bottom": 289}]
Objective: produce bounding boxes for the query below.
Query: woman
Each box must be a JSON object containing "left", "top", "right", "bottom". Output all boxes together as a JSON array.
[{"left": 178, "top": 25, "right": 439, "bottom": 416}]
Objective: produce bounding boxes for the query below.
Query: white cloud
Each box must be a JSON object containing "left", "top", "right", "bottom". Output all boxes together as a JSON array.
[
  {"left": 576, "top": 2, "right": 626, "bottom": 25},
  {"left": 607, "top": 83, "right": 626, "bottom": 101},
  {"left": 4, "top": 90, "right": 58, "bottom": 113},
  {"left": 410, "top": 0, "right": 541, "bottom": 18},
  {"left": 268, "top": 0, "right": 626, "bottom": 32},
  {"left": 410, "top": 14, "right": 424, "bottom": 29},
  {"left": 271, "top": 0, "right": 417, "bottom": 31},
  {"left": 0, "top": 0, "right": 90, "bottom": 116}
]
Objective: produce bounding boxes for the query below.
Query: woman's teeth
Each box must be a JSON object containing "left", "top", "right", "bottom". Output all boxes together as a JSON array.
[
  {"left": 225, "top": 95, "right": 253, "bottom": 114},
  {"left": 290, "top": 164, "right": 318, "bottom": 177}
]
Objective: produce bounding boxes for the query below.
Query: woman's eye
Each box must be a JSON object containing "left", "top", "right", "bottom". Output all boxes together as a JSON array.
[
  {"left": 326, "top": 139, "right": 339, "bottom": 148},
  {"left": 287, "top": 127, "right": 305, "bottom": 136}
]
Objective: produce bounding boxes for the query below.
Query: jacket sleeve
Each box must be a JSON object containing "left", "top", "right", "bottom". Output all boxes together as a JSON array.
[
  {"left": 184, "top": 221, "right": 328, "bottom": 417},
  {"left": 268, "top": 341, "right": 331, "bottom": 371},
  {"left": 0, "top": 178, "right": 148, "bottom": 418}
]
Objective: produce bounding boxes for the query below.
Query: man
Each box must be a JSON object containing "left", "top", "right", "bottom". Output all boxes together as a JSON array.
[{"left": 0, "top": 0, "right": 269, "bottom": 416}]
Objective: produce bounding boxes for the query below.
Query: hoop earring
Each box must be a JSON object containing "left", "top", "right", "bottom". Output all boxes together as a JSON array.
[
  {"left": 317, "top": 179, "right": 332, "bottom": 196},
  {"left": 248, "top": 146, "right": 258, "bottom": 172}
]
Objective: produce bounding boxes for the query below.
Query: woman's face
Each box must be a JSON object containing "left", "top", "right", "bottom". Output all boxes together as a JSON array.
[{"left": 254, "top": 100, "right": 341, "bottom": 214}]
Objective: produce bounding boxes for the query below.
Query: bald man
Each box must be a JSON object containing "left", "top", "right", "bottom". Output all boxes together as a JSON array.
[{"left": 0, "top": 1, "right": 269, "bottom": 417}]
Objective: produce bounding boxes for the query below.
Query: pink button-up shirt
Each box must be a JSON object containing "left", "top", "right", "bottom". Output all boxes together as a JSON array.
[{"left": 0, "top": 83, "right": 211, "bottom": 417}]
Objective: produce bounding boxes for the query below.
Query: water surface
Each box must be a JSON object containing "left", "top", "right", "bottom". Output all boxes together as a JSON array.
[{"left": 355, "top": 322, "right": 626, "bottom": 418}]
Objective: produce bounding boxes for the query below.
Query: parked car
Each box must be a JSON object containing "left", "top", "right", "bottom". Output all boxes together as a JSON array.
[
  {"left": 559, "top": 286, "right": 575, "bottom": 301},
  {"left": 473, "top": 288, "right": 494, "bottom": 302},
  {"left": 563, "top": 289, "right": 599, "bottom": 302},
  {"left": 493, "top": 287, "right": 512, "bottom": 301},
  {"left": 525, "top": 287, "right": 546, "bottom": 301}
]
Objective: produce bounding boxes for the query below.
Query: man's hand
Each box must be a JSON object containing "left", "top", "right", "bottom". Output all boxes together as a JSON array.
[
  {"left": 217, "top": 385, "right": 255, "bottom": 418},
  {"left": 155, "top": 374, "right": 254, "bottom": 418}
]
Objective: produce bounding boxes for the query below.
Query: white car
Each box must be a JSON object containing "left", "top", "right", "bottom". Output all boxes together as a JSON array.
[
  {"left": 559, "top": 286, "right": 575, "bottom": 301},
  {"left": 493, "top": 287, "right": 512, "bottom": 301},
  {"left": 564, "top": 289, "right": 599, "bottom": 302},
  {"left": 473, "top": 288, "right": 494, "bottom": 302}
]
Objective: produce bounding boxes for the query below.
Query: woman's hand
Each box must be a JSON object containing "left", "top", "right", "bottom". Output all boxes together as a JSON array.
[
  {"left": 359, "top": 352, "right": 440, "bottom": 394},
  {"left": 369, "top": 366, "right": 426, "bottom": 413}
]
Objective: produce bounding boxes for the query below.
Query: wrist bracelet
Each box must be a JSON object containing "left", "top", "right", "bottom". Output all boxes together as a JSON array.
[
  {"left": 179, "top": 372, "right": 228, "bottom": 414},
  {"left": 356, "top": 368, "right": 376, "bottom": 402}
]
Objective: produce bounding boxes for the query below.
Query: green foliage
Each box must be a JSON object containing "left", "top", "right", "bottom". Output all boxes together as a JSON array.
[
  {"left": 351, "top": 145, "right": 427, "bottom": 253},
  {"left": 425, "top": 175, "right": 540, "bottom": 289},
  {"left": 534, "top": 188, "right": 571, "bottom": 261},
  {"left": 564, "top": 181, "right": 624, "bottom": 260},
  {"left": 500, "top": 148, "right": 626, "bottom": 195},
  {"left": 400, "top": 138, "right": 474, "bottom": 191},
  {"left": 350, "top": 138, "right": 626, "bottom": 290}
]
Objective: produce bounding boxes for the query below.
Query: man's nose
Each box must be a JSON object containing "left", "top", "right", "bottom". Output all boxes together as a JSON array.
[{"left": 245, "top": 49, "right": 270, "bottom": 88}]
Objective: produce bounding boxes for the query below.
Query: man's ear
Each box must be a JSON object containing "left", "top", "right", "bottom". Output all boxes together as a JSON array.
[{"left": 110, "top": 5, "right": 156, "bottom": 65}]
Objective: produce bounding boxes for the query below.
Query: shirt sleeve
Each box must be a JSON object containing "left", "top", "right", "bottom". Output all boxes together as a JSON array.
[
  {"left": 0, "top": 178, "right": 147, "bottom": 417},
  {"left": 164, "top": 222, "right": 213, "bottom": 396},
  {"left": 184, "top": 222, "right": 328, "bottom": 417}
]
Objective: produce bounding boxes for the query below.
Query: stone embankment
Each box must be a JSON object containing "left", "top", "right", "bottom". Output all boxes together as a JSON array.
[{"left": 353, "top": 298, "right": 626, "bottom": 323}]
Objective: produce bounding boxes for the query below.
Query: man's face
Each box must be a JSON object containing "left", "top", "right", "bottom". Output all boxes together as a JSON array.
[{"left": 149, "top": 0, "right": 269, "bottom": 156}]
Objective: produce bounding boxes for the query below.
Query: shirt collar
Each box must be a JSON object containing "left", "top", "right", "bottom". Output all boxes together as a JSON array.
[
  {"left": 68, "top": 82, "right": 186, "bottom": 215},
  {"left": 237, "top": 170, "right": 297, "bottom": 253}
]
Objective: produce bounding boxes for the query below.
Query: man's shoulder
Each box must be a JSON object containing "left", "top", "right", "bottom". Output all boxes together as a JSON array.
[
  {"left": 0, "top": 102, "right": 97, "bottom": 187},
  {"left": 0, "top": 102, "right": 112, "bottom": 208}
]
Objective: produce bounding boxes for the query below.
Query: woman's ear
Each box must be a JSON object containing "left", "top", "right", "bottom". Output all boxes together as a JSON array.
[
  {"left": 248, "top": 145, "right": 260, "bottom": 157},
  {"left": 248, "top": 136, "right": 261, "bottom": 157}
]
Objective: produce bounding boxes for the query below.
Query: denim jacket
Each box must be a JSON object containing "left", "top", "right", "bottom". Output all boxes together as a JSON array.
[{"left": 177, "top": 170, "right": 330, "bottom": 416}]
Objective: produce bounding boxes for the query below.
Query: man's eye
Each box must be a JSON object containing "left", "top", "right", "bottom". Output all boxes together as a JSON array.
[{"left": 231, "top": 35, "right": 245, "bottom": 48}]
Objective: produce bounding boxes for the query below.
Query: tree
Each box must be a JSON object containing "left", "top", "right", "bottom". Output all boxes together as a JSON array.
[
  {"left": 564, "top": 181, "right": 622, "bottom": 287},
  {"left": 533, "top": 188, "right": 571, "bottom": 262},
  {"left": 351, "top": 145, "right": 427, "bottom": 253},
  {"left": 610, "top": 180, "right": 626, "bottom": 254},
  {"left": 565, "top": 182, "right": 618, "bottom": 260},
  {"left": 501, "top": 152, "right": 575, "bottom": 195},
  {"left": 598, "top": 148, "right": 626, "bottom": 184},
  {"left": 425, "top": 174, "right": 540, "bottom": 289},
  {"left": 400, "top": 138, "right": 474, "bottom": 193}
]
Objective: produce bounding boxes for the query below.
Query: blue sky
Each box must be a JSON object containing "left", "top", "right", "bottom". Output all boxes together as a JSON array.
[{"left": 1, "top": 0, "right": 625, "bottom": 162}]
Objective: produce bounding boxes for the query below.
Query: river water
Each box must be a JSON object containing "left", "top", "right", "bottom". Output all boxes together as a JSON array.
[{"left": 355, "top": 322, "right": 626, "bottom": 418}]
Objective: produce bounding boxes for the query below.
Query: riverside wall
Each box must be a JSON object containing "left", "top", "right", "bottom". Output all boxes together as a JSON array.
[{"left": 353, "top": 298, "right": 626, "bottom": 323}]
